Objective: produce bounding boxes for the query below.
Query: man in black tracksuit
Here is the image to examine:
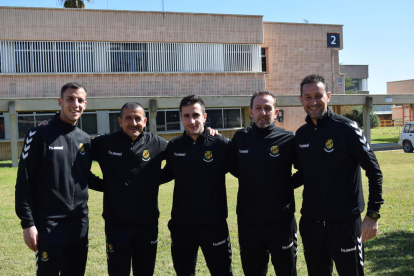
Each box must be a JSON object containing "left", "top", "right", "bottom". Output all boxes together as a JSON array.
[
  {"left": 90, "top": 102, "right": 168, "bottom": 275},
  {"left": 231, "top": 90, "right": 301, "bottom": 276},
  {"left": 295, "top": 74, "right": 384, "bottom": 276},
  {"left": 15, "top": 83, "right": 93, "bottom": 275},
  {"left": 161, "top": 95, "right": 234, "bottom": 276}
]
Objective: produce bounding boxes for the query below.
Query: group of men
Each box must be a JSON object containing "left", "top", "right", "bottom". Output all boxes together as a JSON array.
[{"left": 15, "top": 74, "right": 383, "bottom": 276}]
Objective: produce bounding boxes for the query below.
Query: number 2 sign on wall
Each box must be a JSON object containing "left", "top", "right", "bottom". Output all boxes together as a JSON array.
[{"left": 327, "top": 33, "right": 340, "bottom": 48}]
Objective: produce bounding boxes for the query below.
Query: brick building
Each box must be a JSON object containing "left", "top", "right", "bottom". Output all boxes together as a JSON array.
[{"left": 0, "top": 7, "right": 344, "bottom": 160}]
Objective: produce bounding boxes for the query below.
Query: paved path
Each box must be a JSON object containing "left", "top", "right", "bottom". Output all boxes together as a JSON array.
[{"left": 371, "top": 143, "right": 402, "bottom": 151}]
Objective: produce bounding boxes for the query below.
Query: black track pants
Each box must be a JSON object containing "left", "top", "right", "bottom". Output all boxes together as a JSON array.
[
  {"left": 105, "top": 222, "right": 158, "bottom": 276},
  {"left": 168, "top": 220, "right": 233, "bottom": 276},
  {"left": 299, "top": 215, "right": 364, "bottom": 276},
  {"left": 238, "top": 216, "right": 297, "bottom": 276},
  {"left": 36, "top": 217, "right": 88, "bottom": 276}
]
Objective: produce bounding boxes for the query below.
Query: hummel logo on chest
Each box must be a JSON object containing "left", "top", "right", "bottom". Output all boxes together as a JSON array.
[
  {"left": 108, "top": 150, "right": 122, "bottom": 156},
  {"left": 239, "top": 150, "right": 249, "bottom": 153},
  {"left": 299, "top": 144, "right": 309, "bottom": 148},
  {"left": 174, "top": 153, "right": 186, "bottom": 157},
  {"left": 49, "top": 146, "right": 63, "bottom": 150}
]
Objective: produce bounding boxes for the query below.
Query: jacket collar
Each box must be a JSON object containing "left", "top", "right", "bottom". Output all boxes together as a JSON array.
[
  {"left": 117, "top": 129, "right": 144, "bottom": 144},
  {"left": 51, "top": 113, "right": 77, "bottom": 132},
  {"left": 305, "top": 108, "right": 333, "bottom": 127},
  {"left": 182, "top": 126, "right": 209, "bottom": 144},
  {"left": 251, "top": 123, "right": 276, "bottom": 137}
]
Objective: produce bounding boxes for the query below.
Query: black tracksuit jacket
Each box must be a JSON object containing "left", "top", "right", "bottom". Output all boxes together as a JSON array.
[
  {"left": 161, "top": 128, "right": 234, "bottom": 225},
  {"left": 91, "top": 131, "right": 168, "bottom": 225},
  {"left": 295, "top": 109, "right": 384, "bottom": 221},
  {"left": 232, "top": 124, "right": 300, "bottom": 224},
  {"left": 15, "top": 115, "right": 92, "bottom": 229}
]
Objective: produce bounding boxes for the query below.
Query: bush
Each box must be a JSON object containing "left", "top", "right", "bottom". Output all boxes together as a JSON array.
[{"left": 344, "top": 106, "right": 380, "bottom": 128}]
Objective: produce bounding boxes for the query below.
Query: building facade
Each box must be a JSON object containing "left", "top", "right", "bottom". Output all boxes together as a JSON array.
[
  {"left": 388, "top": 79, "right": 414, "bottom": 125},
  {"left": 340, "top": 65, "right": 369, "bottom": 92},
  {"left": 0, "top": 7, "right": 344, "bottom": 160}
]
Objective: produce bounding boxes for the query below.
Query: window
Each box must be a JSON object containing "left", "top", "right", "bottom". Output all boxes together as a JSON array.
[
  {"left": 78, "top": 112, "right": 97, "bottom": 135},
  {"left": 205, "top": 108, "right": 242, "bottom": 129},
  {"left": 0, "top": 40, "right": 261, "bottom": 74},
  {"left": 261, "top": 48, "right": 267, "bottom": 72},
  {"left": 17, "top": 112, "right": 55, "bottom": 138},
  {"left": 109, "top": 43, "right": 147, "bottom": 72},
  {"left": 0, "top": 115, "right": 5, "bottom": 139},
  {"left": 109, "top": 112, "right": 122, "bottom": 133},
  {"left": 17, "top": 112, "right": 97, "bottom": 138},
  {"left": 403, "top": 124, "right": 411, "bottom": 133},
  {"left": 156, "top": 110, "right": 180, "bottom": 132},
  {"left": 337, "top": 77, "right": 343, "bottom": 85}
]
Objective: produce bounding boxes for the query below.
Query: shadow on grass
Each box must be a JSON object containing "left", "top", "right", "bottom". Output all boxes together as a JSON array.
[
  {"left": 0, "top": 163, "right": 12, "bottom": 167},
  {"left": 366, "top": 231, "right": 414, "bottom": 275}
]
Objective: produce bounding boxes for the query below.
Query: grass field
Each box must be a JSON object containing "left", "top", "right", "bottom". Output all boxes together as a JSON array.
[
  {"left": 1, "top": 151, "right": 413, "bottom": 275},
  {"left": 370, "top": 127, "right": 401, "bottom": 144}
]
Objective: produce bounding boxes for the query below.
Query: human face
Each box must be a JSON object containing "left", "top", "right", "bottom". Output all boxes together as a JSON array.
[
  {"left": 181, "top": 103, "right": 207, "bottom": 141},
  {"left": 299, "top": 82, "right": 331, "bottom": 125},
  {"left": 58, "top": 87, "right": 87, "bottom": 125},
  {"left": 118, "top": 107, "right": 147, "bottom": 141},
  {"left": 249, "top": 95, "right": 279, "bottom": 128}
]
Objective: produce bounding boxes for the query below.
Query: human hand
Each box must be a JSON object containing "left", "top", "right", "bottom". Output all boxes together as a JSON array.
[
  {"left": 23, "top": 226, "right": 38, "bottom": 251},
  {"left": 207, "top": 127, "right": 220, "bottom": 136},
  {"left": 361, "top": 215, "right": 378, "bottom": 243}
]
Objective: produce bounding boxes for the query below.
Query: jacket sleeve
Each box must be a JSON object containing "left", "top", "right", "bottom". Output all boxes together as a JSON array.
[
  {"left": 91, "top": 135, "right": 101, "bottom": 161},
  {"left": 348, "top": 121, "right": 384, "bottom": 213},
  {"left": 15, "top": 129, "right": 43, "bottom": 229},
  {"left": 88, "top": 171, "right": 104, "bottom": 192},
  {"left": 224, "top": 138, "right": 238, "bottom": 176},
  {"left": 229, "top": 133, "right": 239, "bottom": 178},
  {"left": 160, "top": 141, "right": 175, "bottom": 185},
  {"left": 291, "top": 136, "right": 304, "bottom": 189}
]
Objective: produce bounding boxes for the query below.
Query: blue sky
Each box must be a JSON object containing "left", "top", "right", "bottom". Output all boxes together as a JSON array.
[{"left": 3, "top": 0, "right": 413, "bottom": 94}]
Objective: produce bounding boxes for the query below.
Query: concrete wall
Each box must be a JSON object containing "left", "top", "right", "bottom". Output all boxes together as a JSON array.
[{"left": 340, "top": 65, "right": 369, "bottom": 79}]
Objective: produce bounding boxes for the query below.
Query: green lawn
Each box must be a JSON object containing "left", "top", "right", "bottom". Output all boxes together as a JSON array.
[
  {"left": 1, "top": 151, "right": 413, "bottom": 275},
  {"left": 370, "top": 127, "right": 401, "bottom": 144}
]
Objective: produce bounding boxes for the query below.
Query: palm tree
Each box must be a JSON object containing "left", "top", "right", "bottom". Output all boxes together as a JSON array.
[{"left": 57, "top": 0, "right": 93, "bottom": 8}]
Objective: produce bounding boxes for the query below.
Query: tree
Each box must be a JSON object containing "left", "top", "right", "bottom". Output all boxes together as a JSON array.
[
  {"left": 345, "top": 76, "right": 357, "bottom": 94},
  {"left": 344, "top": 106, "right": 380, "bottom": 128},
  {"left": 57, "top": 0, "right": 93, "bottom": 8}
]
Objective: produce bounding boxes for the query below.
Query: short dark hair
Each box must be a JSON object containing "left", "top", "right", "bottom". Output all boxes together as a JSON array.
[
  {"left": 120, "top": 102, "right": 145, "bottom": 118},
  {"left": 179, "top": 95, "right": 206, "bottom": 114},
  {"left": 60, "top": 82, "right": 87, "bottom": 98},
  {"left": 250, "top": 89, "right": 277, "bottom": 109},
  {"left": 300, "top": 74, "right": 328, "bottom": 96}
]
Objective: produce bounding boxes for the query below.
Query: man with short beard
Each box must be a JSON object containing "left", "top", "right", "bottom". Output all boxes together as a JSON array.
[
  {"left": 231, "top": 89, "right": 301, "bottom": 276},
  {"left": 295, "top": 74, "right": 383, "bottom": 275}
]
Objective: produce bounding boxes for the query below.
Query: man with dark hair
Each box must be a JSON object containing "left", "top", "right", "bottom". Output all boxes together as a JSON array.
[
  {"left": 15, "top": 82, "right": 93, "bottom": 275},
  {"left": 296, "top": 74, "right": 384, "bottom": 275},
  {"left": 232, "top": 89, "right": 300, "bottom": 276},
  {"left": 90, "top": 101, "right": 168, "bottom": 276},
  {"left": 161, "top": 95, "right": 234, "bottom": 276}
]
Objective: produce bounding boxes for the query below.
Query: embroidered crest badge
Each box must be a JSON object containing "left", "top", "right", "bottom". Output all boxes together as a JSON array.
[
  {"left": 324, "top": 139, "right": 334, "bottom": 153},
  {"left": 79, "top": 143, "right": 85, "bottom": 155},
  {"left": 41, "top": 251, "right": 49, "bottom": 261},
  {"left": 269, "top": 145, "right": 280, "bottom": 157},
  {"left": 142, "top": 150, "right": 150, "bottom": 161},
  {"left": 203, "top": 151, "right": 213, "bottom": 162}
]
